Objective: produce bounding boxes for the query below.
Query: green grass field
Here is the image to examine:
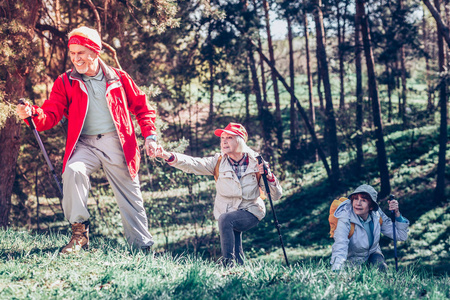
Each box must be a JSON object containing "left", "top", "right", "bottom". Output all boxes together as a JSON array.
[{"left": 1, "top": 229, "right": 449, "bottom": 299}]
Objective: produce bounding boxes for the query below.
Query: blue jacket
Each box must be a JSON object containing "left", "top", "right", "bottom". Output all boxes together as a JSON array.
[{"left": 330, "top": 200, "right": 409, "bottom": 271}]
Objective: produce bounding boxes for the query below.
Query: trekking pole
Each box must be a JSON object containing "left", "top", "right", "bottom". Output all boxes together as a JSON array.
[
  {"left": 18, "top": 99, "right": 63, "bottom": 199},
  {"left": 389, "top": 194, "right": 398, "bottom": 272},
  {"left": 256, "top": 155, "right": 290, "bottom": 267}
]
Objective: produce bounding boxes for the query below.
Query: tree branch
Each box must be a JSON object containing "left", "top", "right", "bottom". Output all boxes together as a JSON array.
[
  {"left": 423, "top": 0, "right": 450, "bottom": 47},
  {"left": 85, "top": 0, "right": 102, "bottom": 35},
  {"left": 102, "top": 41, "right": 122, "bottom": 70}
]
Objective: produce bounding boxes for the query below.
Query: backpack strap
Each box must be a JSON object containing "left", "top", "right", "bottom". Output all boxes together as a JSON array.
[
  {"left": 61, "top": 70, "right": 73, "bottom": 86},
  {"left": 348, "top": 223, "right": 355, "bottom": 239},
  {"left": 60, "top": 70, "right": 73, "bottom": 117},
  {"left": 213, "top": 155, "right": 222, "bottom": 181}
]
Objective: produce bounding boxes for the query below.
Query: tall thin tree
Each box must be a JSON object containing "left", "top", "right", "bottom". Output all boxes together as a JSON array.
[
  {"left": 423, "top": 5, "right": 434, "bottom": 111},
  {"left": 355, "top": 3, "right": 364, "bottom": 176},
  {"left": 357, "top": 0, "right": 391, "bottom": 198},
  {"left": 287, "top": 14, "right": 299, "bottom": 151},
  {"left": 313, "top": 0, "right": 340, "bottom": 186},
  {"left": 248, "top": 44, "right": 273, "bottom": 158},
  {"left": 262, "top": 0, "right": 283, "bottom": 149},
  {"left": 336, "top": 0, "right": 349, "bottom": 109},
  {"left": 251, "top": 0, "right": 269, "bottom": 108},
  {"left": 399, "top": 0, "right": 408, "bottom": 129},
  {"left": 303, "top": 7, "right": 317, "bottom": 161},
  {"left": 431, "top": 0, "right": 448, "bottom": 203}
]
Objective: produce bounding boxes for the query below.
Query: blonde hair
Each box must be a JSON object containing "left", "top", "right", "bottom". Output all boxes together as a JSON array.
[{"left": 68, "top": 26, "right": 102, "bottom": 50}]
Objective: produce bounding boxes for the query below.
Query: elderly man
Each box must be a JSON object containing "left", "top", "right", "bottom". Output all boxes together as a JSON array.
[{"left": 16, "top": 26, "right": 157, "bottom": 253}]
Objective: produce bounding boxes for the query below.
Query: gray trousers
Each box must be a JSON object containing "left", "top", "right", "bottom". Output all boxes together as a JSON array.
[
  {"left": 218, "top": 210, "right": 259, "bottom": 265},
  {"left": 61, "top": 131, "right": 154, "bottom": 249}
]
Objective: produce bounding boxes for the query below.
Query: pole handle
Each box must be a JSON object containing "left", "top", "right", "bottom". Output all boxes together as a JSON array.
[
  {"left": 18, "top": 98, "right": 36, "bottom": 130},
  {"left": 256, "top": 155, "right": 271, "bottom": 194},
  {"left": 389, "top": 194, "right": 396, "bottom": 222},
  {"left": 256, "top": 155, "right": 266, "bottom": 173},
  {"left": 389, "top": 194, "right": 398, "bottom": 272}
]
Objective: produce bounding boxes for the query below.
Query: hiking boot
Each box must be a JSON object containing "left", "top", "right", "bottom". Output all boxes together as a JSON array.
[{"left": 61, "top": 222, "right": 89, "bottom": 254}]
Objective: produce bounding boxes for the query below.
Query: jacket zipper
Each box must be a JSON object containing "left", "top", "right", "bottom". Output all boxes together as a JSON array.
[{"left": 66, "top": 76, "right": 89, "bottom": 161}]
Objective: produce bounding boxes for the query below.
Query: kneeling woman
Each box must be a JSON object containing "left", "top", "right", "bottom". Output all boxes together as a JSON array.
[
  {"left": 331, "top": 184, "right": 409, "bottom": 272},
  {"left": 155, "top": 123, "right": 283, "bottom": 266}
]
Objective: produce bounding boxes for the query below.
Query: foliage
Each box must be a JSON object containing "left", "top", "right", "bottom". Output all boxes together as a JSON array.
[
  {"left": 0, "top": 102, "right": 18, "bottom": 130},
  {"left": 1, "top": 228, "right": 449, "bottom": 299}
]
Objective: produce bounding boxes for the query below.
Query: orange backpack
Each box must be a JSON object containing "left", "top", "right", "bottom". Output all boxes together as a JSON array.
[
  {"left": 329, "top": 197, "right": 382, "bottom": 238},
  {"left": 213, "top": 155, "right": 265, "bottom": 200}
]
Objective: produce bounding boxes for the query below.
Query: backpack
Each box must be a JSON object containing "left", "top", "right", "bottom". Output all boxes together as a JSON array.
[
  {"left": 329, "top": 197, "right": 382, "bottom": 238},
  {"left": 213, "top": 155, "right": 265, "bottom": 200}
]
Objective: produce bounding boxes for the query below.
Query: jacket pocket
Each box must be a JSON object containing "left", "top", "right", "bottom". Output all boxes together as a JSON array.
[
  {"left": 216, "top": 171, "right": 241, "bottom": 198},
  {"left": 241, "top": 173, "right": 259, "bottom": 200}
]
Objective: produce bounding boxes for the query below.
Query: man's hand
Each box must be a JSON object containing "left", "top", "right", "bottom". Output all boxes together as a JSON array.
[
  {"left": 16, "top": 101, "right": 32, "bottom": 120},
  {"left": 145, "top": 139, "right": 158, "bottom": 158}
]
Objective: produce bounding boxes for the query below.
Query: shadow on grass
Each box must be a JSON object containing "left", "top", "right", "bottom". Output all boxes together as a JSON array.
[{"left": 0, "top": 246, "right": 61, "bottom": 260}]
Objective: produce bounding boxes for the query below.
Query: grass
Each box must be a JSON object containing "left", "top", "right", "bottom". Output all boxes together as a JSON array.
[{"left": 1, "top": 229, "right": 449, "bottom": 299}]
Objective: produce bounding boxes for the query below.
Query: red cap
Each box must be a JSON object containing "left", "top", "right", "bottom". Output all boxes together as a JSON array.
[{"left": 214, "top": 123, "right": 248, "bottom": 142}]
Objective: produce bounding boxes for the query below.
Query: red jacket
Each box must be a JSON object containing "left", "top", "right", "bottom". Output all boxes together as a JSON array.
[{"left": 27, "top": 59, "right": 157, "bottom": 179}]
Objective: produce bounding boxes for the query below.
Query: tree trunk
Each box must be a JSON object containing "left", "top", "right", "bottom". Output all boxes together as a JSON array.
[
  {"left": 355, "top": 5, "right": 364, "bottom": 176},
  {"left": 423, "top": 7, "right": 434, "bottom": 111},
  {"left": 399, "top": 0, "right": 408, "bottom": 129},
  {"left": 313, "top": 0, "right": 340, "bottom": 186},
  {"left": 208, "top": 25, "right": 215, "bottom": 120},
  {"left": 257, "top": 34, "right": 269, "bottom": 108},
  {"left": 251, "top": 0, "right": 269, "bottom": 108},
  {"left": 0, "top": 0, "right": 43, "bottom": 228},
  {"left": 336, "top": 0, "right": 348, "bottom": 109},
  {"left": 386, "top": 63, "right": 393, "bottom": 123},
  {"left": 0, "top": 116, "right": 21, "bottom": 228},
  {"left": 262, "top": 0, "right": 283, "bottom": 149},
  {"left": 316, "top": 47, "right": 325, "bottom": 111},
  {"left": 247, "top": 44, "right": 273, "bottom": 158},
  {"left": 400, "top": 43, "right": 408, "bottom": 128},
  {"left": 432, "top": 0, "right": 448, "bottom": 203},
  {"left": 303, "top": 9, "right": 317, "bottom": 161},
  {"left": 357, "top": 0, "right": 391, "bottom": 198},
  {"left": 245, "top": 57, "right": 251, "bottom": 121},
  {"left": 209, "top": 59, "right": 215, "bottom": 120},
  {"left": 287, "top": 15, "right": 299, "bottom": 151}
]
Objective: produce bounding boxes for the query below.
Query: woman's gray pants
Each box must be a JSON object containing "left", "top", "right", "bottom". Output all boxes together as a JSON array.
[
  {"left": 218, "top": 210, "right": 259, "bottom": 265},
  {"left": 368, "top": 252, "right": 388, "bottom": 272}
]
